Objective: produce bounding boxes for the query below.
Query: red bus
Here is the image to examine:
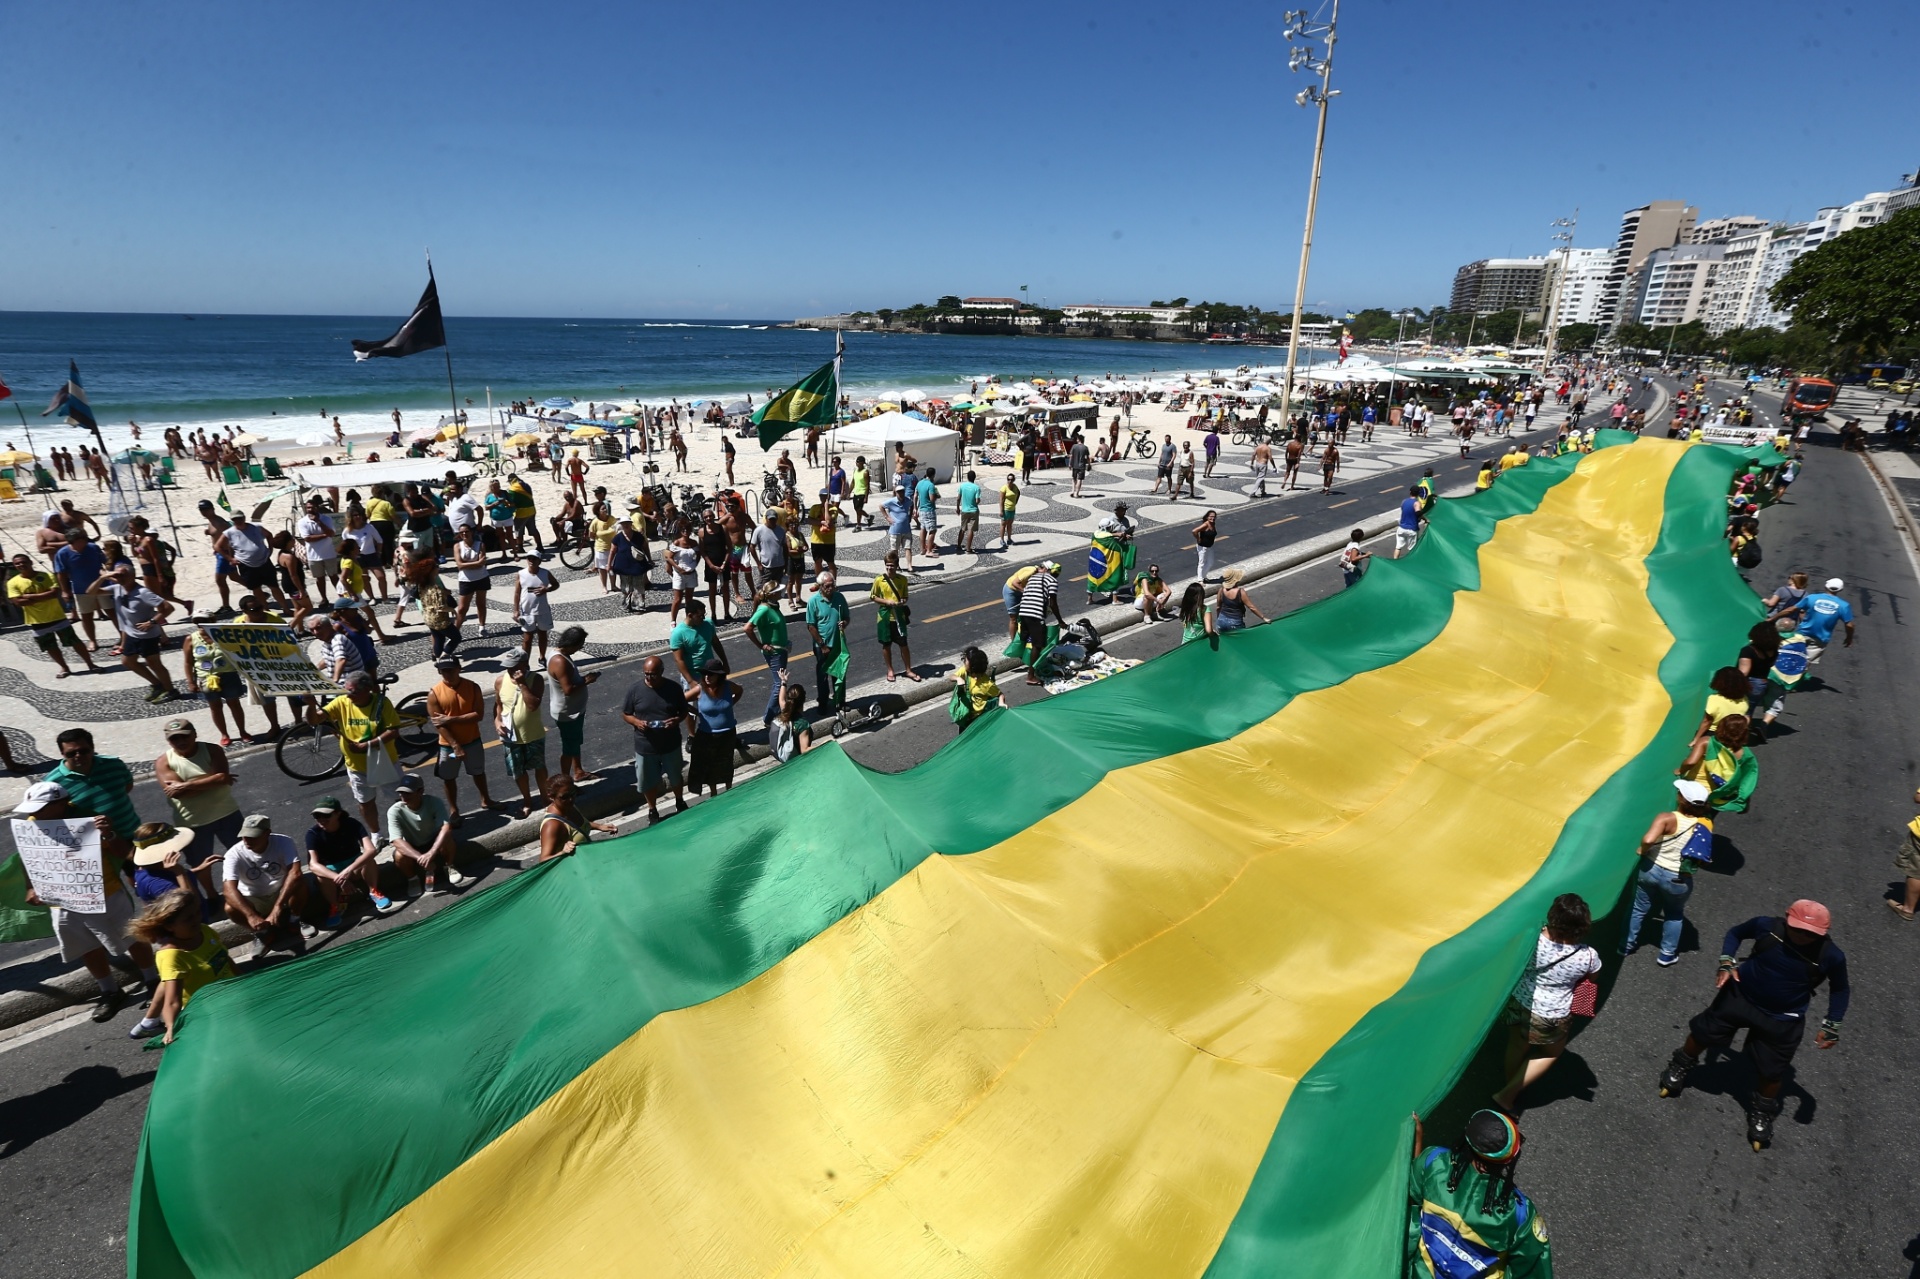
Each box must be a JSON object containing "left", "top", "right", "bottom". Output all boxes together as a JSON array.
[{"left": 1783, "top": 377, "right": 1837, "bottom": 420}]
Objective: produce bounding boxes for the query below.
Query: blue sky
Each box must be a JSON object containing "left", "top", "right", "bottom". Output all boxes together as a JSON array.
[{"left": 2, "top": 0, "right": 1913, "bottom": 319}]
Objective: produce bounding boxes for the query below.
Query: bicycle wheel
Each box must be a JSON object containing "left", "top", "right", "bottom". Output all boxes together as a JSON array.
[
  {"left": 1134, "top": 438, "right": 1155, "bottom": 458},
  {"left": 558, "top": 539, "right": 594, "bottom": 571},
  {"left": 394, "top": 691, "right": 438, "bottom": 755},
  {"left": 276, "top": 723, "right": 346, "bottom": 782},
  {"left": 1230, "top": 429, "right": 1249, "bottom": 447}
]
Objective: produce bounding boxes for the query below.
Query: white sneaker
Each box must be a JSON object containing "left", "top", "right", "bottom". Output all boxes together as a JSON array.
[
  {"left": 476, "top": 624, "right": 489, "bottom": 637},
  {"left": 128, "top": 1017, "right": 165, "bottom": 1040},
  {"left": 446, "top": 867, "right": 470, "bottom": 887}
]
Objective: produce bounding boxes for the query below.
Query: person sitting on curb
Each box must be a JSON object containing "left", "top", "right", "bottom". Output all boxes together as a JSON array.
[
  {"left": 1131, "top": 564, "right": 1173, "bottom": 622},
  {"left": 13, "top": 781, "right": 159, "bottom": 1022},
  {"left": 221, "top": 812, "right": 312, "bottom": 957},
  {"left": 388, "top": 773, "right": 466, "bottom": 896},
  {"left": 536, "top": 774, "right": 620, "bottom": 863},
  {"left": 306, "top": 795, "right": 399, "bottom": 927}
]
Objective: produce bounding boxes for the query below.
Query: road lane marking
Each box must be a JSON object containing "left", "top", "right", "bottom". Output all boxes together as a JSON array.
[
  {"left": 1263, "top": 515, "right": 1300, "bottom": 528},
  {"left": 1330, "top": 499, "right": 1357, "bottom": 509}
]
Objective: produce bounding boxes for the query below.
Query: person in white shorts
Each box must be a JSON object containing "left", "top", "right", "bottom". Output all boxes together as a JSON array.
[{"left": 13, "top": 781, "right": 161, "bottom": 1022}]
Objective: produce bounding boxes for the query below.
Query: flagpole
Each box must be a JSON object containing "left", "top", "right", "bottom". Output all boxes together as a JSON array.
[
  {"left": 12, "top": 404, "right": 51, "bottom": 509},
  {"left": 428, "top": 252, "right": 460, "bottom": 437}
]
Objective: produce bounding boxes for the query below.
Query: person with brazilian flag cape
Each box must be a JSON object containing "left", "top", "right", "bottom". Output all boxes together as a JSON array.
[
  {"left": 752, "top": 331, "right": 842, "bottom": 450},
  {"left": 1408, "top": 1109, "right": 1553, "bottom": 1278},
  {"left": 1087, "top": 500, "right": 1138, "bottom": 603}
]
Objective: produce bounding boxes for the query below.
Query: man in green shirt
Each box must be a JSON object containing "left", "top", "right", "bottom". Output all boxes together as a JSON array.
[
  {"left": 744, "top": 583, "right": 790, "bottom": 728},
  {"left": 49, "top": 729, "right": 141, "bottom": 841},
  {"left": 668, "top": 599, "right": 725, "bottom": 690},
  {"left": 387, "top": 774, "right": 466, "bottom": 896},
  {"left": 1408, "top": 1110, "right": 1553, "bottom": 1278},
  {"left": 805, "top": 569, "right": 852, "bottom": 713}
]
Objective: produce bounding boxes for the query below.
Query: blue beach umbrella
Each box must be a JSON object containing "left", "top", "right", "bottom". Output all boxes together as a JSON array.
[{"left": 541, "top": 396, "right": 575, "bottom": 409}]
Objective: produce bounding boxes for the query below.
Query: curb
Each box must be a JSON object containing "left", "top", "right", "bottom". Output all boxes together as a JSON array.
[{"left": 0, "top": 481, "right": 1447, "bottom": 1033}]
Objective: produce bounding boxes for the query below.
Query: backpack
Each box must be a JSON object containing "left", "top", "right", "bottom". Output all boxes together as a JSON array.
[{"left": 1736, "top": 538, "right": 1763, "bottom": 569}]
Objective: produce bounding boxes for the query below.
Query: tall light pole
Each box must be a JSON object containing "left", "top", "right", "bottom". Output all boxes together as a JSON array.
[
  {"left": 1278, "top": 2, "right": 1340, "bottom": 432},
  {"left": 1539, "top": 210, "right": 1578, "bottom": 374}
]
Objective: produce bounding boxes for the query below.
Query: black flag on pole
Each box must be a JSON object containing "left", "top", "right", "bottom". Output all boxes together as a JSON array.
[{"left": 351, "top": 272, "right": 447, "bottom": 361}]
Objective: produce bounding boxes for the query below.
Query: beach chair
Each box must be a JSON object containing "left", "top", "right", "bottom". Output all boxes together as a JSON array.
[
  {"left": 156, "top": 469, "right": 178, "bottom": 488},
  {"left": 221, "top": 465, "right": 243, "bottom": 486},
  {"left": 160, "top": 456, "right": 175, "bottom": 474},
  {"left": 263, "top": 457, "right": 284, "bottom": 479},
  {"left": 247, "top": 463, "right": 266, "bottom": 483}
]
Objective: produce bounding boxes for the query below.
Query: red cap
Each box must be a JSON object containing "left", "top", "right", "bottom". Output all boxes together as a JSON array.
[{"left": 1785, "top": 899, "right": 1831, "bottom": 935}]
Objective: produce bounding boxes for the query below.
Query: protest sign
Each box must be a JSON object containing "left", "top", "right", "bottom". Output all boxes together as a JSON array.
[
  {"left": 1702, "top": 424, "right": 1776, "bottom": 448},
  {"left": 198, "top": 622, "right": 340, "bottom": 697},
  {"left": 11, "top": 817, "right": 105, "bottom": 913}
]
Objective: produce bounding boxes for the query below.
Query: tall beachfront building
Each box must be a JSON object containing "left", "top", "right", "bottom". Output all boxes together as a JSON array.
[
  {"left": 1596, "top": 200, "right": 1698, "bottom": 330},
  {"left": 1543, "top": 247, "right": 1613, "bottom": 327},
  {"left": 1448, "top": 257, "right": 1551, "bottom": 318}
]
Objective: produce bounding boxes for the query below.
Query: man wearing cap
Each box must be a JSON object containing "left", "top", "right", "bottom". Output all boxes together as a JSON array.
[
  {"left": 307, "top": 613, "right": 363, "bottom": 685},
  {"left": 427, "top": 655, "right": 493, "bottom": 821},
  {"left": 749, "top": 508, "right": 787, "bottom": 591},
  {"left": 1407, "top": 1110, "right": 1551, "bottom": 1278},
  {"left": 214, "top": 507, "right": 282, "bottom": 607},
  {"left": 547, "top": 626, "right": 599, "bottom": 784},
  {"left": 8, "top": 550, "right": 99, "bottom": 679},
  {"left": 307, "top": 670, "right": 401, "bottom": 836},
  {"left": 387, "top": 774, "right": 465, "bottom": 896},
  {"left": 220, "top": 814, "right": 310, "bottom": 955},
  {"left": 1794, "top": 577, "right": 1855, "bottom": 663},
  {"left": 1623, "top": 778, "right": 1715, "bottom": 965},
  {"left": 89, "top": 559, "right": 175, "bottom": 702},
  {"left": 153, "top": 719, "right": 243, "bottom": 875},
  {"left": 13, "top": 781, "right": 160, "bottom": 1021},
  {"left": 1660, "top": 900, "right": 1849, "bottom": 1149},
  {"left": 493, "top": 650, "right": 550, "bottom": 816},
  {"left": 297, "top": 496, "right": 340, "bottom": 605},
  {"left": 307, "top": 795, "right": 399, "bottom": 923}
]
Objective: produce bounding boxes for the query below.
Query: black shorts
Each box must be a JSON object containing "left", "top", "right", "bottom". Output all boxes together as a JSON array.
[
  {"left": 1019, "top": 614, "right": 1048, "bottom": 653},
  {"left": 458, "top": 577, "right": 489, "bottom": 596},
  {"left": 235, "top": 561, "right": 275, "bottom": 590},
  {"left": 1689, "top": 983, "right": 1806, "bottom": 1080},
  {"left": 812, "top": 543, "right": 836, "bottom": 564}
]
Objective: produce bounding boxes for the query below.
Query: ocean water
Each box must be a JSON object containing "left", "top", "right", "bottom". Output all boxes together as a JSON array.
[{"left": 0, "top": 312, "right": 1326, "bottom": 450}]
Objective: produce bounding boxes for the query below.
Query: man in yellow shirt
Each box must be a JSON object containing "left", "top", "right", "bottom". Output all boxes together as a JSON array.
[
  {"left": 306, "top": 670, "right": 401, "bottom": 836},
  {"left": 8, "top": 551, "right": 98, "bottom": 678},
  {"left": 1499, "top": 445, "right": 1530, "bottom": 472}
]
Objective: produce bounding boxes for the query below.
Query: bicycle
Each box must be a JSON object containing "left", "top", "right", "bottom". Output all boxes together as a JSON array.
[
  {"left": 1125, "top": 428, "right": 1156, "bottom": 459},
  {"left": 274, "top": 673, "right": 436, "bottom": 782},
  {"left": 555, "top": 516, "right": 595, "bottom": 572}
]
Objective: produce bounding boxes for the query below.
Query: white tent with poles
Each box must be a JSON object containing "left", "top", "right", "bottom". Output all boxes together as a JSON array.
[{"left": 827, "top": 411, "right": 963, "bottom": 488}]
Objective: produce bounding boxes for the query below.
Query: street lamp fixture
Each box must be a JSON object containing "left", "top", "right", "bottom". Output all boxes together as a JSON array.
[
  {"left": 1278, "top": 2, "right": 1341, "bottom": 429},
  {"left": 1539, "top": 210, "right": 1579, "bottom": 374}
]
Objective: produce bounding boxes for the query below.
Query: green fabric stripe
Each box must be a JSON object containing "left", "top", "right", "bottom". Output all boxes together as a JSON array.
[
  {"left": 1201, "top": 442, "right": 1760, "bottom": 1278},
  {"left": 129, "top": 442, "right": 1608, "bottom": 1279}
]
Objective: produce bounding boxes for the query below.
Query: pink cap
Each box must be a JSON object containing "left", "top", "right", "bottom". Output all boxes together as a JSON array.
[{"left": 1785, "top": 899, "right": 1831, "bottom": 936}]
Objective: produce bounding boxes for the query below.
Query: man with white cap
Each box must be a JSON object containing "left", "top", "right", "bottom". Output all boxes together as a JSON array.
[
  {"left": 1658, "top": 900, "right": 1850, "bottom": 1150},
  {"left": 1793, "top": 577, "right": 1855, "bottom": 663},
  {"left": 1623, "top": 778, "right": 1716, "bottom": 965},
  {"left": 13, "top": 781, "right": 159, "bottom": 1021}
]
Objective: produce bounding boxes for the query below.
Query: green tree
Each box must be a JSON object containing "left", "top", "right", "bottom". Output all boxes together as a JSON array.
[
  {"left": 1772, "top": 206, "right": 1920, "bottom": 361},
  {"left": 936, "top": 295, "right": 964, "bottom": 312},
  {"left": 1554, "top": 322, "right": 1599, "bottom": 351}
]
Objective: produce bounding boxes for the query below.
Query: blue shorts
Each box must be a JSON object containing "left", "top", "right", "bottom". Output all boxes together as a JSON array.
[{"left": 1003, "top": 584, "right": 1019, "bottom": 615}]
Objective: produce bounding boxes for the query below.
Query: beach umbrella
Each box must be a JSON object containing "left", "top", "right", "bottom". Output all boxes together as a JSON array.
[
  {"left": 435, "top": 423, "right": 467, "bottom": 442},
  {"left": 0, "top": 449, "right": 35, "bottom": 467},
  {"left": 296, "top": 431, "right": 328, "bottom": 447},
  {"left": 570, "top": 425, "right": 608, "bottom": 438},
  {"left": 232, "top": 432, "right": 264, "bottom": 445},
  {"left": 114, "top": 448, "right": 161, "bottom": 465},
  {"left": 904, "top": 411, "right": 929, "bottom": 422},
  {"left": 504, "top": 432, "right": 543, "bottom": 447},
  {"left": 873, "top": 401, "right": 900, "bottom": 413},
  {"left": 616, "top": 416, "right": 638, "bottom": 427},
  {"left": 408, "top": 427, "right": 440, "bottom": 444},
  {"left": 541, "top": 397, "right": 575, "bottom": 409}
]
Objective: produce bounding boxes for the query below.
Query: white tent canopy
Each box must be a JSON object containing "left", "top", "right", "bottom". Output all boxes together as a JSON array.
[
  {"left": 828, "top": 412, "right": 963, "bottom": 486},
  {"left": 294, "top": 458, "right": 478, "bottom": 491}
]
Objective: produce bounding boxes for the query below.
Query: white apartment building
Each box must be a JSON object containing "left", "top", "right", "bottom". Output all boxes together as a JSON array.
[
  {"left": 1745, "top": 226, "right": 1811, "bottom": 331},
  {"left": 1544, "top": 247, "right": 1613, "bottom": 326},
  {"left": 1059, "top": 303, "right": 1192, "bottom": 324},
  {"left": 1686, "top": 216, "right": 1771, "bottom": 245},
  {"left": 1702, "top": 227, "right": 1772, "bottom": 335},
  {"left": 1633, "top": 244, "right": 1724, "bottom": 327}
]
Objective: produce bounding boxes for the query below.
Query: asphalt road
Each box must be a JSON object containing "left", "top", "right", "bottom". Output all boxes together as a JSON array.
[
  {"left": 2, "top": 378, "right": 1700, "bottom": 1279},
  {"left": 1433, "top": 380, "right": 1920, "bottom": 1278}
]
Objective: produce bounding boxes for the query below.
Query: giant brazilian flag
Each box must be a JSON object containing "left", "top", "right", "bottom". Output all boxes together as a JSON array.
[{"left": 131, "top": 435, "right": 1762, "bottom": 1278}]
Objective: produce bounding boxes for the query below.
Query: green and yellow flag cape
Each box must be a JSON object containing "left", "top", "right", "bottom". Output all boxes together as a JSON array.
[
  {"left": 752, "top": 353, "right": 838, "bottom": 450},
  {"left": 131, "top": 434, "right": 1769, "bottom": 1279}
]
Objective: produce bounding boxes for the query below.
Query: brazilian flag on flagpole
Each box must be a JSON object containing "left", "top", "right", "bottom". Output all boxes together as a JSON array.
[{"left": 751, "top": 332, "right": 842, "bottom": 450}]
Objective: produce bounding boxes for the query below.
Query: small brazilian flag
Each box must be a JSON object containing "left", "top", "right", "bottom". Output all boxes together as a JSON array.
[
  {"left": 215, "top": 488, "right": 234, "bottom": 515},
  {"left": 752, "top": 335, "right": 841, "bottom": 450}
]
